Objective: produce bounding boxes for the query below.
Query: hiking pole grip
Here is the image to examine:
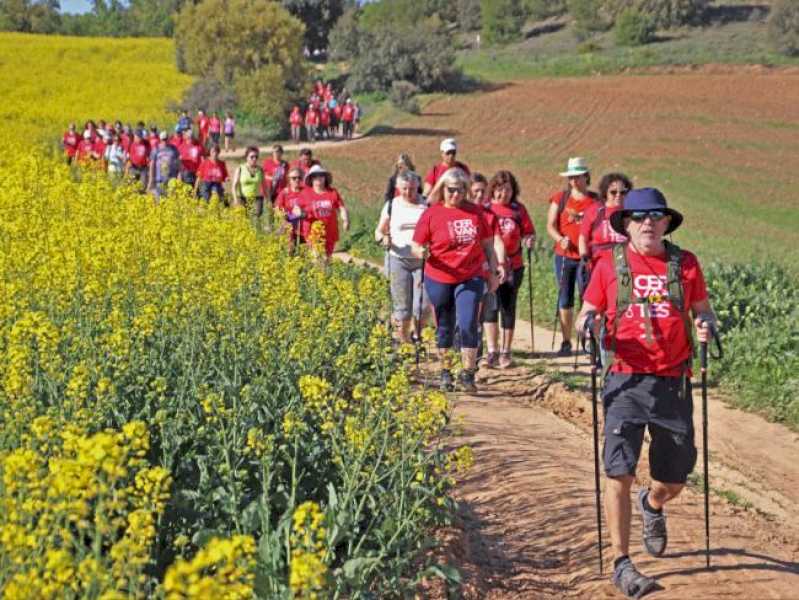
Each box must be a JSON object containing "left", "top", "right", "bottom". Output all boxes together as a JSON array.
[
  {"left": 700, "top": 339, "right": 711, "bottom": 569},
  {"left": 526, "top": 247, "right": 535, "bottom": 354}
]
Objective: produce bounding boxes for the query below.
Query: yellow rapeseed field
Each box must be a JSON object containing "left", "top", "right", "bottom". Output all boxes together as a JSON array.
[{"left": 1, "top": 32, "right": 192, "bottom": 144}]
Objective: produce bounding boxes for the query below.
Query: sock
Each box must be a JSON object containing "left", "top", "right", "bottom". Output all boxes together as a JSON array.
[
  {"left": 614, "top": 555, "right": 630, "bottom": 570},
  {"left": 643, "top": 491, "right": 663, "bottom": 514}
]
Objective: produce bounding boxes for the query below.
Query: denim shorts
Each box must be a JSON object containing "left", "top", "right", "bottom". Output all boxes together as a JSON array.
[{"left": 602, "top": 373, "right": 697, "bottom": 484}]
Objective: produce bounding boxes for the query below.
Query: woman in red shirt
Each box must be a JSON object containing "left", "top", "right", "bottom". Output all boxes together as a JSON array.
[
  {"left": 194, "top": 144, "right": 228, "bottom": 202},
  {"left": 411, "top": 168, "right": 503, "bottom": 393},
  {"left": 579, "top": 173, "right": 632, "bottom": 265},
  {"left": 546, "top": 157, "right": 599, "bottom": 356},
  {"left": 278, "top": 167, "right": 305, "bottom": 249},
  {"left": 483, "top": 171, "right": 536, "bottom": 369},
  {"left": 298, "top": 165, "right": 349, "bottom": 258}
]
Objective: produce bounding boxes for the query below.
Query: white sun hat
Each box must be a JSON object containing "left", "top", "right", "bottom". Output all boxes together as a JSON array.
[
  {"left": 304, "top": 163, "right": 332, "bottom": 187},
  {"left": 439, "top": 138, "right": 457, "bottom": 153},
  {"left": 559, "top": 157, "right": 590, "bottom": 177}
]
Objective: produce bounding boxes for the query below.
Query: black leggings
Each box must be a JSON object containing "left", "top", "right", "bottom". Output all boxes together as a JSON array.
[{"left": 483, "top": 266, "right": 524, "bottom": 329}]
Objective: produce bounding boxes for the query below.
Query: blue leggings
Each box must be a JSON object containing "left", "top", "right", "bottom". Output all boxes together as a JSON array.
[{"left": 425, "top": 276, "right": 485, "bottom": 349}]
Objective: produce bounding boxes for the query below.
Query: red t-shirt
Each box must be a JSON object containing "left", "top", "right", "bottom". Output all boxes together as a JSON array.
[
  {"left": 92, "top": 139, "right": 106, "bottom": 157},
  {"left": 580, "top": 203, "right": 628, "bottom": 265},
  {"left": 290, "top": 158, "right": 320, "bottom": 181},
  {"left": 149, "top": 134, "right": 160, "bottom": 149},
  {"left": 179, "top": 141, "right": 205, "bottom": 173},
  {"left": 262, "top": 158, "right": 288, "bottom": 199},
  {"left": 128, "top": 140, "right": 150, "bottom": 167},
  {"left": 197, "top": 116, "right": 210, "bottom": 137},
  {"left": 320, "top": 109, "right": 330, "bottom": 126},
  {"left": 298, "top": 187, "right": 344, "bottom": 256},
  {"left": 305, "top": 109, "right": 319, "bottom": 126},
  {"left": 276, "top": 187, "right": 304, "bottom": 214},
  {"left": 209, "top": 117, "right": 221, "bottom": 133},
  {"left": 63, "top": 131, "right": 79, "bottom": 156},
  {"left": 584, "top": 246, "right": 708, "bottom": 377},
  {"left": 290, "top": 110, "right": 303, "bottom": 126},
  {"left": 197, "top": 158, "right": 228, "bottom": 183},
  {"left": 424, "top": 161, "right": 470, "bottom": 187},
  {"left": 341, "top": 105, "right": 355, "bottom": 122},
  {"left": 76, "top": 139, "right": 95, "bottom": 162},
  {"left": 119, "top": 134, "right": 131, "bottom": 152},
  {"left": 334, "top": 105, "right": 343, "bottom": 119},
  {"left": 488, "top": 201, "right": 536, "bottom": 271},
  {"left": 550, "top": 191, "right": 597, "bottom": 259},
  {"left": 412, "top": 202, "right": 492, "bottom": 284}
]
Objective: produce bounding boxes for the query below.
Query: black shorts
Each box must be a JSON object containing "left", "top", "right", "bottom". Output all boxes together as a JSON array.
[{"left": 602, "top": 373, "right": 697, "bottom": 484}]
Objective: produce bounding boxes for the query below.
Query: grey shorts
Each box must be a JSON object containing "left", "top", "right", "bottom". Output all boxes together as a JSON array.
[
  {"left": 388, "top": 254, "right": 428, "bottom": 321},
  {"left": 602, "top": 373, "right": 697, "bottom": 484}
]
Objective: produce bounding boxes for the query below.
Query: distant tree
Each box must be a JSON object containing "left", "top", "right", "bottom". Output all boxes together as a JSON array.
[
  {"left": 567, "top": 0, "right": 609, "bottom": 39},
  {"left": 281, "top": 0, "right": 343, "bottom": 51},
  {"left": 480, "top": 0, "right": 525, "bottom": 45},
  {"left": 0, "top": 0, "right": 61, "bottom": 33},
  {"left": 328, "top": 7, "right": 360, "bottom": 60},
  {"left": 128, "top": 0, "right": 180, "bottom": 36},
  {"left": 523, "top": 0, "right": 567, "bottom": 20},
  {"left": 175, "top": 0, "right": 308, "bottom": 125},
  {"left": 602, "top": 0, "right": 708, "bottom": 28},
  {"left": 770, "top": 0, "right": 799, "bottom": 56},
  {"left": 458, "top": 0, "right": 481, "bottom": 31},
  {"left": 614, "top": 8, "right": 654, "bottom": 45}
]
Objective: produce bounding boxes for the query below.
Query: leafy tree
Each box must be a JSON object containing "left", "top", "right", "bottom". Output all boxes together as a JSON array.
[
  {"left": 281, "top": 0, "right": 343, "bottom": 51},
  {"left": 523, "top": 0, "right": 566, "bottom": 19},
  {"left": 770, "top": 0, "right": 799, "bottom": 56},
  {"left": 567, "top": 0, "right": 608, "bottom": 39},
  {"left": 0, "top": 0, "right": 61, "bottom": 33},
  {"left": 480, "top": 0, "right": 526, "bottom": 45},
  {"left": 328, "top": 7, "right": 360, "bottom": 60},
  {"left": 128, "top": 0, "right": 181, "bottom": 36},
  {"left": 601, "top": 0, "right": 708, "bottom": 28},
  {"left": 458, "top": 0, "right": 481, "bottom": 31},
  {"left": 614, "top": 8, "right": 654, "bottom": 45}
]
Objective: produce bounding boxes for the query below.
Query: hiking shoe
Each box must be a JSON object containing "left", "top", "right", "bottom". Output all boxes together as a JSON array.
[
  {"left": 612, "top": 557, "right": 657, "bottom": 599},
  {"left": 483, "top": 351, "right": 498, "bottom": 368},
  {"left": 557, "top": 340, "right": 572, "bottom": 357},
  {"left": 439, "top": 369, "right": 454, "bottom": 392},
  {"left": 458, "top": 369, "right": 477, "bottom": 393},
  {"left": 638, "top": 489, "right": 668, "bottom": 557},
  {"left": 498, "top": 351, "right": 513, "bottom": 369}
]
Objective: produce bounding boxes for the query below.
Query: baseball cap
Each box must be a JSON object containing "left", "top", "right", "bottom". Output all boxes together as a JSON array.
[
  {"left": 440, "top": 138, "right": 457, "bottom": 153},
  {"left": 159, "top": 131, "right": 168, "bottom": 140}
]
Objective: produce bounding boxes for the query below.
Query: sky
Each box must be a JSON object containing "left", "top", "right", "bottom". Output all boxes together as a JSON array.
[{"left": 60, "top": 0, "right": 93, "bottom": 14}]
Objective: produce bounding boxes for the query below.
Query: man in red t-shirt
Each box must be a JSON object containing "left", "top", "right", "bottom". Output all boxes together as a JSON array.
[
  {"left": 62, "top": 123, "right": 79, "bottom": 164},
  {"left": 305, "top": 106, "right": 320, "bottom": 142},
  {"left": 289, "top": 106, "right": 303, "bottom": 142},
  {"left": 262, "top": 144, "right": 289, "bottom": 204},
  {"left": 126, "top": 129, "right": 150, "bottom": 189},
  {"left": 196, "top": 110, "right": 210, "bottom": 147},
  {"left": 423, "top": 138, "right": 470, "bottom": 196},
  {"left": 179, "top": 130, "right": 206, "bottom": 186},
  {"left": 546, "top": 157, "right": 599, "bottom": 355},
  {"left": 194, "top": 144, "right": 228, "bottom": 201},
  {"left": 290, "top": 148, "right": 320, "bottom": 181},
  {"left": 576, "top": 188, "right": 715, "bottom": 599},
  {"left": 341, "top": 99, "right": 356, "bottom": 139}
]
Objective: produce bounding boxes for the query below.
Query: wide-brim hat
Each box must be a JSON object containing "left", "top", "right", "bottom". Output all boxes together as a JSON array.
[
  {"left": 559, "top": 156, "right": 590, "bottom": 177},
  {"left": 609, "top": 187, "right": 683, "bottom": 235},
  {"left": 304, "top": 164, "right": 332, "bottom": 186}
]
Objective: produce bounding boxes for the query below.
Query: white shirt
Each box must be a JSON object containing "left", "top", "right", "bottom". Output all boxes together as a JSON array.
[{"left": 380, "top": 196, "right": 427, "bottom": 258}]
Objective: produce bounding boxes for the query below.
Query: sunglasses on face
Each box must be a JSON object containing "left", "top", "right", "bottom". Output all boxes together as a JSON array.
[
  {"left": 609, "top": 189, "right": 629, "bottom": 196},
  {"left": 289, "top": 176, "right": 300, "bottom": 180},
  {"left": 628, "top": 210, "right": 668, "bottom": 222},
  {"left": 446, "top": 186, "right": 464, "bottom": 194}
]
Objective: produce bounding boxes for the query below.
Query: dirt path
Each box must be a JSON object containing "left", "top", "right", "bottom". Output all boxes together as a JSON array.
[
  {"left": 219, "top": 132, "right": 366, "bottom": 161},
  {"left": 427, "top": 318, "right": 799, "bottom": 598}
]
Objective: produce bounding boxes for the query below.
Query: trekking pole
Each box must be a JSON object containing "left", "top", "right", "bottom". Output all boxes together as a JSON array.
[
  {"left": 699, "top": 318, "right": 723, "bottom": 570},
  {"left": 415, "top": 259, "right": 425, "bottom": 369},
  {"left": 582, "top": 311, "right": 604, "bottom": 575},
  {"left": 526, "top": 247, "right": 535, "bottom": 356}
]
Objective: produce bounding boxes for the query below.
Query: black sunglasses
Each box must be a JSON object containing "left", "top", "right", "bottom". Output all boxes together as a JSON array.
[
  {"left": 446, "top": 186, "right": 464, "bottom": 194},
  {"left": 628, "top": 210, "right": 667, "bottom": 222},
  {"left": 609, "top": 189, "right": 629, "bottom": 196}
]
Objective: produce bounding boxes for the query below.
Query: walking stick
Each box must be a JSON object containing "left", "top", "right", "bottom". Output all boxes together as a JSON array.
[
  {"left": 526, "top": 247, "right": 535, "bottom": 355},
  {"left": 583, "top": 311, "right": 604, "bottom": 576},
  {"left": 415, "top": 259, "right": 425, "bottom": 368},
  {"left": 700, "top": 318, "right": 723, "bottom": 570}
]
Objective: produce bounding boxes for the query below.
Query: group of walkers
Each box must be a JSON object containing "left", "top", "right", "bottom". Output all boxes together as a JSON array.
[
  {"left": 373, "top": 137, "right": 719, "bottom": 599},
  {"left": 61, "top": 116, "right": 721, "bottom": 598},
  {"left": 289, "top": 79, "right": 361, "bottom": 143}
]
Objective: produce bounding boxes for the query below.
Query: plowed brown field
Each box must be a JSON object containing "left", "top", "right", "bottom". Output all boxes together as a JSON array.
[{"left": 322, "top": 71, "right": 799, "bottom": 267}]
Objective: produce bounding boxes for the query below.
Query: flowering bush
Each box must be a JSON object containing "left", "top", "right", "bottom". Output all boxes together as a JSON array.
[{"left": 0, "top": 147, "right": 459, "bottom": 596}]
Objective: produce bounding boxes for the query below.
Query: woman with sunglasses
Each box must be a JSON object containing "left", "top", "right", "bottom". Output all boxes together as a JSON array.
[
  {"left": 375, "top": 171, "right": 429, "bottom": 343},
  {"left": 579, "top": 173, "right": 632, "bottom": 266},
  {"left": 483, "top": 170, "right": 536, "bottom": 369},
  {"left": 546, "top": 157, "right": 599, "bottom": 356},
  {"left": 411, "top": 168, "right": 503, "bottom": 392},
  {"left": 232, "top": 146, "right": 266, "bottom": 223}
]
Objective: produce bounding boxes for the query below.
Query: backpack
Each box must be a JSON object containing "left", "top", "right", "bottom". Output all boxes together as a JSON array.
[
  {"left": 602, "top": 241, "right": 695, "bottom": 381},
  {"left": 556, "top": 189, "right": 599, "bottom": 222}
]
